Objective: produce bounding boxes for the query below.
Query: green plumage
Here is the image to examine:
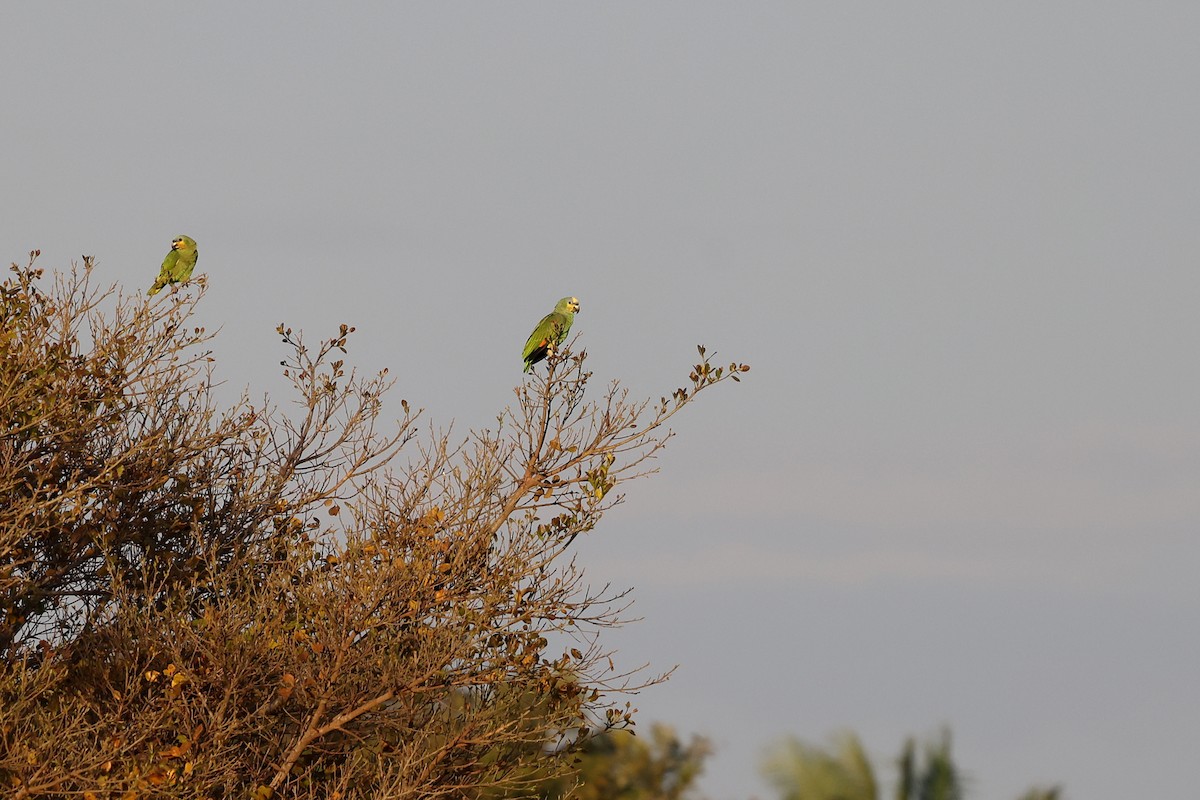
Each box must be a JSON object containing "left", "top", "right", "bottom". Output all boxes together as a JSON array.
[
  {"left": 148, "top": 235, "right": 199, "bottom": 296},
  {"left": 522, "top": 296, "right": 580, "bottom": 373}
]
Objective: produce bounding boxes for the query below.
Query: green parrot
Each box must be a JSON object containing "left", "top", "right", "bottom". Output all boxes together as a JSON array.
[
  {"left": 522, "top": 296, "right": 581, "bottom": 373},
  {"left": 148, "top": 235, "right": 199, "bottom": 296}
]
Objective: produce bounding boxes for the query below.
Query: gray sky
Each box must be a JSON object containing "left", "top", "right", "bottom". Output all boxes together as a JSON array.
[{"left": 4, "top": 4, "right": 1199, "bottom": 798}]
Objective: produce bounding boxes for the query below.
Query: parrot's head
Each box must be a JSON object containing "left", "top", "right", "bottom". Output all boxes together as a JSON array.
[
  {"left": 556, "top": 296, "right": 580, "bottom": 315},
  {"left": 172, "top": 236, "right": 197, "bottom": 252}
]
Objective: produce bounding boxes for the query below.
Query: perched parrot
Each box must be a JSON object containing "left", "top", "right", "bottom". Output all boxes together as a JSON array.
[
  {"left": 522, "top": 296, "right": 581, "bottom": 373},
  {"left": 148, "top": 235, "right": 199, "bottom": 296}
]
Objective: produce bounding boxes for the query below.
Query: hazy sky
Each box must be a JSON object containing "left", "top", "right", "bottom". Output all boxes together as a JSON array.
[{"left": 4, "top": 4, "right": 1199, "bottom": 798}]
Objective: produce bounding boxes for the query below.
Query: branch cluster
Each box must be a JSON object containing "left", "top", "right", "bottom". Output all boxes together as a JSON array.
[{"left": 0, "top": 255, "right": 747, "bottom": 799}]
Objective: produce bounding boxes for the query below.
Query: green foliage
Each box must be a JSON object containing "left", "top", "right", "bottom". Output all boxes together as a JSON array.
[
  {"left": 762, "top": 732, "right": 878, "bottom": 800},
  {"left": 895, "top": 730, "right": 961, "bottom": 800},
  {"left": 1015, "top": 789, "right": 1061, "bottom": 800},
  {"left": 763, "top": 729, "right": 1060, "bottom": 800},
  {"left": 488, "top": 723, "right": 711, "bottom": 800}
]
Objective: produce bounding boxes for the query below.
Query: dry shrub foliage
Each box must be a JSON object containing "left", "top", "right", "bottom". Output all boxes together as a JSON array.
[{"left": 0, "top": 254, "right": 747, "bottom": 799}]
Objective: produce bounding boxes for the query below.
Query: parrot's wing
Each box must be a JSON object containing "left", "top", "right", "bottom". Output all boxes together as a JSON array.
[
  {"left": 522, "top": 312, "right": 570, "bottom": 371},
  {"left": 148, "top": 249, "right": 181, "bottom": 296},
  {"left": 174, "top": 250, "right": 197, "bottom": 282}
]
